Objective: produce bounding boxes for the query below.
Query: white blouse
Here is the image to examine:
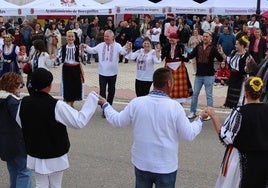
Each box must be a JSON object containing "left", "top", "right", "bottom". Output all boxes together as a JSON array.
[
  {"left": 126, "top": 49, "right": 161, "bottom": 81},
  {"left": 16, "top": 91, "right": 99, "bottom": 174}
]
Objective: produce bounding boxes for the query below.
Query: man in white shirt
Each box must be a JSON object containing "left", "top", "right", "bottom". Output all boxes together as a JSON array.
[
  {"left": 151, "top": 21, "right": 162, "bottom": 47},
  {"left": 82, "top": 29, "right": 131, "bottom": 115},
  {"left": 201, "top": 15, "right": 211, "bottom": 32},
  {"left": 99, "top": 67, "right": 208, "bottom": 188},
  {"left": 247, "top": 14, "right": 260, "bottom": 29}
]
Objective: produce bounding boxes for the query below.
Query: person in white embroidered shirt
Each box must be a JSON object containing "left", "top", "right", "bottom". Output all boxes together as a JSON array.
[
  {"left": 125, "top": 37, "right": 162, "bottom": 97},
  {"left": 99, "top": 67, "right": 209, "bottom": 188},
  {"left": 81, "top": 29, "right": 131, "bottom": 117},
  {"left": 16, "top": 68, "right": 100, "bottom": 188}
]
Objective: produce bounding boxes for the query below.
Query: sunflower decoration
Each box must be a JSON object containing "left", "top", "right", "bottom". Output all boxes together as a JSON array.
[{"left": 249, "top": 77, "right": 263, "bottom": 92}]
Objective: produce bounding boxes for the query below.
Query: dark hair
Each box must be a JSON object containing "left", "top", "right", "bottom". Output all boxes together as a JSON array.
[
  {"left": 142, "top": 36, "right": 151, "bottom": 44},
  {"left": 33, "top": 39, "right": 47, "bottom": 52},
  {"left": 244, "top": 77, "right": 263, "bottom": 100},
  {"left": 153, "top": 68, "right": 172, "bottom": 88}
]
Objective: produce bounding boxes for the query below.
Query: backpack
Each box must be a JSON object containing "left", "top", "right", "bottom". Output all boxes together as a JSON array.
[{"left": 134, "top": 36, "right": 143, "bottom": 50}]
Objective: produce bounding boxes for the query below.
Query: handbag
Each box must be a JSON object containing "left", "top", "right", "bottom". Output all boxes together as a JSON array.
[
  {"left": 22, "top": 62, "right": 32, "bottom": 74},
  {"left": 52, "top": 37, "right": 58, "bottom": 46}
]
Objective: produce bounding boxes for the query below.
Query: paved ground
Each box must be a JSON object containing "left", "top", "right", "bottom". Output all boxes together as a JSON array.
[
  {"left": 0, "top": 60, "right": 232, "bottom": 187},
  {"left": 21, "top": 59, "right": 229, "bottom": 111},
  {"left": 0, "top": 102, "right": 229, "bottom": 188}
]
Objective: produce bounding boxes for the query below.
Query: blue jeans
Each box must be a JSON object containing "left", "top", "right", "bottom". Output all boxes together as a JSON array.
[
  {"left": 190, "top": 76, "right": 214, "bottom": 113},
  {"left": 6, "top": 155, "right": 32, "bottom": 188},
  {"left": 88, "top": 39, "right": 98, "bottom": 61},
  {"left": 135, "top": 167, "right": 177, "bottom": 188},
  {"left": 99, "top": 74, "right": 117, "bottom": 105}
]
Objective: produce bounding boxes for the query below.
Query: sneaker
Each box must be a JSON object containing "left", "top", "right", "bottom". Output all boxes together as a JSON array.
[
  {"left": 187, "top": 112, "right": 196, "bottom": 119},
  {"left": 203, "top": 116, "right": 211, "bottom": 121}
]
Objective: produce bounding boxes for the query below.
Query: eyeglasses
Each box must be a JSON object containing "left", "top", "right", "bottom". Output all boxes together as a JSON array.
[{"left": 17, "top": 82, "right": 24, "bottom": 88}]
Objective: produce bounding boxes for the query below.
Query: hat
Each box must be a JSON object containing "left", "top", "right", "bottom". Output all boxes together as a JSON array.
[
  {"left": 169, "top": 33, "right": 179, "bottom": 39},
  {"left": 31, "top": 68, "right": 53, "bottom": 90}
]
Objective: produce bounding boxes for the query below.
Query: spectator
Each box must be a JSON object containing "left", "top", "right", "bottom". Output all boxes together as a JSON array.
[
  {"left": 150, "top": 21, "right": 161, "bottom": 47},
  {"left": 31, "top": 23, "right": 45, "bottom": 43},
  {"left": 72, "top": 22, "right": 82, "bottom": 44},
  {"left": 164, "top": 18, "right": 178, "bottom": 39},
  {"left": 217, "top": 26, "right": 236, "bottom": 56},
  {"left": 87, "top": 16, "right": 99, "bottom": 63},
  {"left": 20, "top": 20, "right": 33, "bottom": 54},
  {"left": 188, "top": 28, "right": 203, "bottom": 74},
  {"left": 249, "top": 28, "right": 267, "bottom": 64},
  {"left": 0, "top": 34, "right": 20, "bottom": 77},
  {"left": 45, "top": 22, "right": 61, "bottom": 56},
  {"left": 247, "top": 14, "right": 260, "bottom": 30},
  {"left": 25, "top": 39, "right": 55, "bottom": 95},
  {"left": 81, "top": 18, "right": 89, "bottom": 43},
  {"left": 201, "top": 15, "right": 211, "bottom": 32},
  {"left": 214, "top": 61, "right": 230, "bottom": 86}
]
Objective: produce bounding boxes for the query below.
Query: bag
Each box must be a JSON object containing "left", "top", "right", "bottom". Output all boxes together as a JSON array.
[
  {"left": 134, "top": 36, "right": 144, "bottom": 50},
  {"left": 22, "top": 62, "right": 32, "bottom": 74},
  {"left": 52, "top": 37, "right": 58, "bottom": 46}
]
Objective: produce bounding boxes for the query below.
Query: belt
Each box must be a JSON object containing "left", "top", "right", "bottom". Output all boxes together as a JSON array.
[
  {"left": 63, "top": 63, "right": 80, "bottom": 67},
  {"left": 3, "top": 59, "right": 12, "bottom": 63},
  {"left": 230, "top": 69, "right": 239, "bottom": 73}
]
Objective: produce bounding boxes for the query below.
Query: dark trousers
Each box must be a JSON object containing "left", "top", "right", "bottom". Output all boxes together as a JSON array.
[
  {"left": 99, "top": 74, "right": 117, "bottom": 105},
  {"left": 135, "top": 79, "right": 152, "bottom": 97}
]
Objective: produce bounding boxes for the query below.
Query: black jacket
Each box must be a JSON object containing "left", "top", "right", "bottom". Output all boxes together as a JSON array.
[{"left": 0, "top": 92, "right": 26, "bottom": 161}]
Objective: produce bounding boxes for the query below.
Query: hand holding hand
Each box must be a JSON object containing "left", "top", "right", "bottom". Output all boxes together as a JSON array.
[
  {"left": 205, "top": 107, "right": 216, "bottom": 118},
  {"left": 98, "top": 95, "right": 107, "bottom": 106},
  {"left": 199, "top": 108, "right": 209, "bottom": 120}
]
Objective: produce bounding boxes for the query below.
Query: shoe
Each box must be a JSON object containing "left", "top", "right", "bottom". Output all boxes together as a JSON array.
[
  {"left": 87, "top": 61, "right": 91, "bottom": 64},
  {"left": 203, "top": 116, "right": 211, "bottom": 121},
  {"left": 124, "top": 61, "right": 128, "bottom": 64},
  {"left": 187, "top": 112, "right": 196, "bottom": 119}
]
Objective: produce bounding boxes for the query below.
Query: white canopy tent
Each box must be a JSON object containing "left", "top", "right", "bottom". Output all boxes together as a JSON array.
[
  {"left": 202, "top": 0, "right": 268, "bottom": 15},
  {"left": 21, "top": 0, "right": 112, "bottom": 15},
  {"left": 0, "top": 0, "right": 21, "bottom": 16},
  {"left": 153, "top": 0, "right": 211, "bottom": 15},
  {"left": 105, "top": 0, "right": 163, "bottom": 14}
]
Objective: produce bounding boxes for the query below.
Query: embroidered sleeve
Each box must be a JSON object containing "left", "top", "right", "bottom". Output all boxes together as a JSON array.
[{"left": 220, "top": 107, "right": 242, "bottom": 145}]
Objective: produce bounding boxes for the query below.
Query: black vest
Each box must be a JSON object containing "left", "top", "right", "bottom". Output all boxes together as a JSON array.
[
  {"left": 20, "top": 92, "right": 70, "bottom": 159},
  {"left": 0, "top": 95, "right": 26, "bottom": 161},
  {"left": 61, "top": 44, "right": 80, "bottom": 63}
]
